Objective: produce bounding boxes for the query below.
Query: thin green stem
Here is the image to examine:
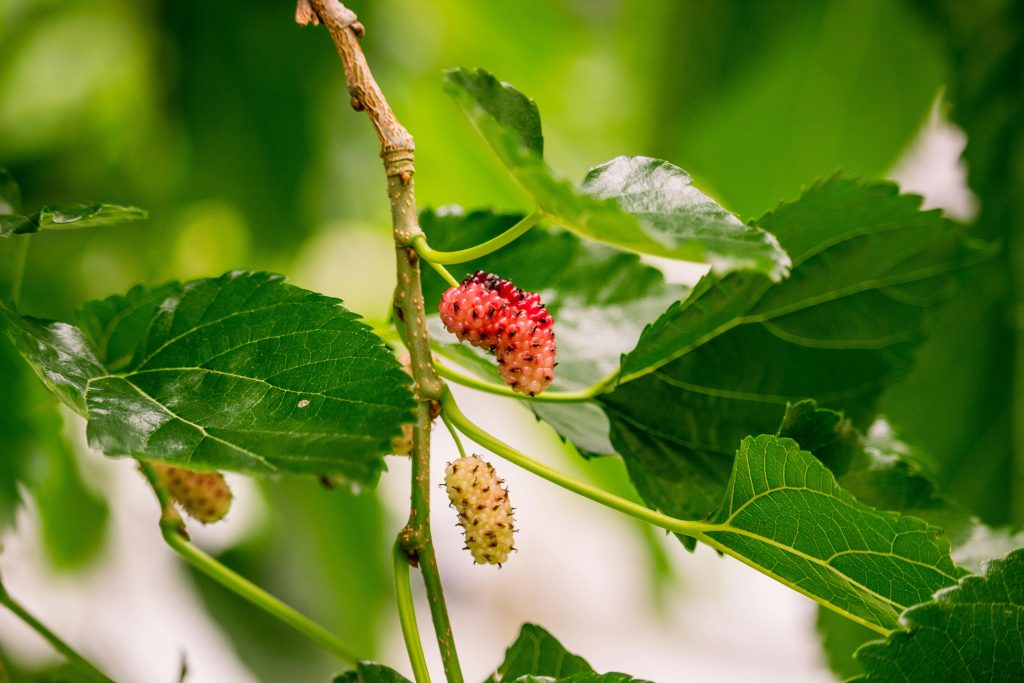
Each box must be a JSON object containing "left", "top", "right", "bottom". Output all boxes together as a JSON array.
[
  {"left": 442, "top": 391, "right": 893, "bottom": 638},
  {"left": 0, "top": 582, "right": 113, "bottom": 683},
  {"left": 434, "top": 357, "right": 616, "bottom": 403},
  {"left": 412, "top": 211, "right": 541, "bottom": 265},
  {"left": 402, "top": 406, "right": 464, "bottom": 683},
  {"left": 393, "top": 541, "right": 431, "bottom": 683},
  {"left": 425, "top": 259, "right": 460, "bottom": 288},
  {"left": 9, "top": 236, "right": 30, "bottom": 306},
  {"left": 441, "top": 411, "right": 467, "bottom": 458},
  {"left": 441, "top": 390, "right": 707, "bottom": 536},
  {"left": 138, "top": 461, "right": 360, "bottom": 664},
  {"left": 163, "top": 532, "right": 361, "bottom": 662}
]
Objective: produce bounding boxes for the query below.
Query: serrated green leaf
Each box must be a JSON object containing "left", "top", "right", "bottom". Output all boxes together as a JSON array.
[
  {"left": 700, "top": 435, "right": 964, "bottom": 632},
  {"left": 444, "top": 68, "right": 789, "bottom": 278},
  {"left": 598, "top": 176, "right": 983, "bottom": 522},
  {"left": 421, "top": 208, "right": 685, "bottom": 456},
  {"left": 851, "top": 547, "right": 1024, "bottom": 682},
  {"left": 487, "top": 623, "right": 649, "bottom": 683},
  {"left": 333, "top": 662, "right": 411, "bottom": 683},
  {"left": 1, "top": 271, "right": 414, "bottom": 482}
]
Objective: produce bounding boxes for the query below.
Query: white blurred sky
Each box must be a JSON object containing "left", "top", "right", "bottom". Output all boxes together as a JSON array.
[{"left": 0, "top": 100, "right": 975, "bottom": 682}]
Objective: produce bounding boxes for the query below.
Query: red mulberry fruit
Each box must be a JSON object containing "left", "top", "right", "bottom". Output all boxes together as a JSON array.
[{"left": 438, "top": 271, "right": 555, "bottom": 396}]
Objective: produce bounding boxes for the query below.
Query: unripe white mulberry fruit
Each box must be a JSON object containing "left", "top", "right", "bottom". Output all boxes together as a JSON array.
[
  {"left": 444, "top": 455, "right": 515, "bottom": 566},
  {"left": 150, "top": 462, "right": 233, "bottom": 524}
]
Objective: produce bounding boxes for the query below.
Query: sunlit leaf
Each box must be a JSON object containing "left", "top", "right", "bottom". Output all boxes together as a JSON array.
[{"left": 444, "top": 68, "right": 789, "bottom": 279}]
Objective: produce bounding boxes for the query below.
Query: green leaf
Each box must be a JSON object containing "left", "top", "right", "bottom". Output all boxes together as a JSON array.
[
  {"left": 487, "top": 624, "right": 649, "bottom": 683},
  {"left": 0, "top": 341, "right": 36, "bottom": 528},
  {"left": 0, "top": 339, "right": 108, "bottom": 565},
  {"left": 1, "top": 271, "right": 414, "bottom": 482},
  {"left": 333, "top": 662, "right": 411, "bottom": 683},
  {"left": 656, "top": 0, "right": 945, "bottom": 220},
  {"left": 443, "top": 67, "right": 543, "bottom": 156},
  {"left": 881, "top": 0, "right": 1024, "bottom": 526},
  {"left": 0, "top": 165, "right": 146, "bottom": 237},
  {"left": 421, "top": 208, "right": 685, "bottom": 456},
  {"left": 0, "top": 167, "right": 22, "bottom": 214},
  {"left": 581, "top": 156, "right": 789, "bottom": 279},
  {"left": 444, "top": 68, "right": 789, "bottom": 279},
  {"left": 0, "top": 202, "right": 147, "bottom": 238},
  {"left": 28, "top": 407, "right": 110, "bottom": 570},
  {"left": 598, "top": 176, "right": 983, "bottom": 522},
  {"left": 852, "top": 547, "right": 1024, "bottom": 682},
  {"left": 700, "top": 435, "right": 963, "bottom": 632},
  {"left": 816, "top": 607, "right": 880, "bottom": 681}
]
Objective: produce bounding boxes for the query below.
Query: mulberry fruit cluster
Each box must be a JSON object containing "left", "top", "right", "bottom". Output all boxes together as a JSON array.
[
  {"left": 444, "top": 455, "right": 515, "bottom": 566},
  {"left": 438, "top": 271, "right": 556, "bottom": 396},
  {"left": 150, "top": 462, "right": 233, "bottom": 524}
]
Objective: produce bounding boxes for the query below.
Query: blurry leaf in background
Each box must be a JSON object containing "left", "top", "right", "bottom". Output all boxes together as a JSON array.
[
  {"left": 291, "top": 222, "right": 396, "bottom": 326},
  {"left": 0, "top": 342, "right": 108, "bottom": 569},
  {"left": 881, "top": 0, "right": 1024, "bottom": 525},
  {"left": 192, "top": 478, "right": 389, "bottom": 683},
  {"left": 169, "top": 200, "right": 251, "bottom": 280},
  {"left": 0, "top": 341, "right": 37, "bottom": 529},
  {"left": 25, "top": 406, "right": 109, "bottom": 571},
  {"left": 0, "top": 2, "right": 153, "bottom": 161},
  {"left": 651, "top": 0, "right": 945, "bottom": 219}
]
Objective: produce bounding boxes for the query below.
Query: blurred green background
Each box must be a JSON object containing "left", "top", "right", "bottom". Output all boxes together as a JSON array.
[{"left": 0, "top": 0, "right": 1019, "bottom": 681}]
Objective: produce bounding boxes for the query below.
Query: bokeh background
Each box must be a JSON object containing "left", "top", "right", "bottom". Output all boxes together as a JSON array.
[{"left": 0, "top": 0, "right": 1014, "bottom": 681}]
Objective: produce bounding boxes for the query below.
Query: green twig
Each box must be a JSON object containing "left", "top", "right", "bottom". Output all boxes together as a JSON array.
[
  {"left": 441, "top": 411, "right": 467, "bottom": 458},
  {"left": 137, "top": 461, "right": 360, "bottom": 663},
  {"left": 412, "top": 211, "right": 541, "bottom": 265},
  {"left": 434, "top": 357, "right": 616, "bottom": 403},
  {"left": 425, "top": 258, "right": 460, "bottom": 288},
  {"left": 441, "top": 391, "right": 706, "bottom": 536},
  {"left": 0, "top": 578, "right": 113, "bottom": 683},
  {"left": 9, "top": 236, "right": 30, "bottom": 306},
  {"left": 301, "top": 2, "right": 463, "bottom": 679},
  {"left": 393, "top": 541, "right": 431, "bottom": 683},
  {"left": 401, "top": 406, "right": 464, "bottom": 683}
]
